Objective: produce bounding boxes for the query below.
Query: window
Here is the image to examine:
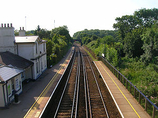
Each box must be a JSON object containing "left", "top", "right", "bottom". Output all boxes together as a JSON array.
[
  {"left": 15, "top": 78, "right": 20, "bottom": 91},
  {"left": 7, "top": 85, "right": 11, "bottom": 96}
]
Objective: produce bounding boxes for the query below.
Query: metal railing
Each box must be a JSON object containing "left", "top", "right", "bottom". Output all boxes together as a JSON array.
[{"left": 98, "top": 56, "right": 158, "bottom": 118}]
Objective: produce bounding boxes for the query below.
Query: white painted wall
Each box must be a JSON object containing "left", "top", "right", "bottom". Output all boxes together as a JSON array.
[
  {"left": 15, "top": 36, "right": 47, "bottom": 80},
  {"left": 18, "top": 43, "right": 34, "bottom": 60},
  {"left": 17, "top": 40, "right": 47, "bottom": 79},
  {"left": 0, "top": 74, "right": 23, "bottom": 107}
]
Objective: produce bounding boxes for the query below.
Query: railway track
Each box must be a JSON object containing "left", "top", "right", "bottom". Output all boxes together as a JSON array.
[
  {"left": 81, "top": 47, "right": 109, "bottom": 118},
  {"left": 54, "top": 47, "right": 80, "bottom": 117},
  {"left": 41, "top": 44, "right": 121, "bottom": 118}
]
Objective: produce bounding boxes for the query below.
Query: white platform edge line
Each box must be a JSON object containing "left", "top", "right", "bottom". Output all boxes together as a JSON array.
[
  {"left": 39, "top": 49, "right": 74, "bottom": 118},
  {"left": 93, "top": 61, "right": 124, "bottom": 118}
]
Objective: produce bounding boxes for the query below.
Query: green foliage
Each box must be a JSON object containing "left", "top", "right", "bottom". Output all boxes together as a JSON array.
[
  {"left": 73, "top": 29, "right": 118, "bottom": 39},
  {"left": 102, "top": 35, "right": 115, "bottom": 46},
  {"left": 14, "top": 30, "right": 19, "bottom": 36},
  {"left": 120, "top": 58, "right": 158, "bottom": 104},
  {"left": 141, "top": 23, "right": 158, "bottom": 64},
  {"left": 113, "top": 15, "right": 139, "bottom": 41},
  {"left": 50, "top": 26, "right": 73, "bottom": 44},
  {"left": 34, "top": 25, "right": 51, "bottom": 39},
  {"left": 106, "top": 47, "right": 118, "bottom": 66},
  {"left": 134, "top": 8, "right": 158, "bottom": 27},
  {"left": 113, "top": 8, "right": 158, "bottom": 104},
  {"left": 86, "top": 36, "right": 119, "bottom": 67},
  {"left": 113, "top": 8, "right": 158, "bottom": 58},
  {"left": 123, "top": 28, "right": 143, "bottom": 57},
  {"left": 46, "top": 26, "right": 72, "bottom": 66},
  {"left": 40, "top": 26, "right": 72, "bottom": 67}
]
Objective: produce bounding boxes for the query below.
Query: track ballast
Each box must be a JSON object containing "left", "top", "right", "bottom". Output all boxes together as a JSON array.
[{"left": 41, "top": 44, "right": 121, "bottom": 118}]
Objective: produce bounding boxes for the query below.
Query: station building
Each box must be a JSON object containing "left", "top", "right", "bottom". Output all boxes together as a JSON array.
[{"left": 0, "top": 23, "right": 47, "bottom": 107}]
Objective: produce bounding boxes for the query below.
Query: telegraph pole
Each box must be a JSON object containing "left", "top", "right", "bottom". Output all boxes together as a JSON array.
[
  {"left": 25, "top": 16, "right": 27, "bottom": 31},
  {"left": 54, "top": 20, "right": 55, "bottom": 28}
]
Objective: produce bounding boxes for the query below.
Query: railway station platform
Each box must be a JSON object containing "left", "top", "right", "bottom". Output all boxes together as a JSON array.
[
  {"left": 23, "top": 48, "right": 74, "bottom": 118},
  {"left": 94, "top": 61, "right": 150, "bottom": 118}
]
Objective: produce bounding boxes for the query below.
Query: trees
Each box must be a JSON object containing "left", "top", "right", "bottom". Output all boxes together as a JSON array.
[
  {"left": 50, "top": 26, "right": 72, "bottom": 44},
  {"left": 113, "top": 15, "right": 139, "bottom": 41},
  {"left": 123, "top": 28, "right": 143, "bottom": 57},
  {"left": 46, "top": 26, "right": 72, "bottom": 66},
  {"left": 113, "top": 8, "right": 158, "bottom": 58},
  {"left": 141, "top": 23, "right": 158, "bottom": 64},
  {"left": 112, "top": 8, "right": 158, "bottom": 103},
  {"left": 73, "top": 29, "right": 117, "bottom": 40},
  {"left": 134, "top": 8, "right": 158, "bottom": 27},
  {"left": 34, "top": 25, "right": 51, "bottom": 39}
]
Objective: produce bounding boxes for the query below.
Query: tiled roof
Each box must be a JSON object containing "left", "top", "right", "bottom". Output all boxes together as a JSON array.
[
  {"left": 0, "top": 51, "right": 33, "bottom": 69},
  {"left": 0, "top": 66, "right": 23, "bottom": 82}
]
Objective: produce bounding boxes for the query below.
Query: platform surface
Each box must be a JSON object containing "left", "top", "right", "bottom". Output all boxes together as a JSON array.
[
  {"left": 94, "top": 61, "right": 150, "bottom": 118},
  {"left": 23, "top": 51, "right": 73, "bottom": 118}
]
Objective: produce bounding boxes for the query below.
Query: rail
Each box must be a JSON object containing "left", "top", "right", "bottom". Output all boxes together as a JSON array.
[
  {"left": 81, "top": 51, "right": 89, "bottom": 118},
  {"left": 54, "top": 47, "right": 80, "bottom": 117},
  {"left": 72, "top": 49, "right": 80, "bottom": 117},
  {"left": 40, "top": 47, "right": 75, "bottom": 118},
  {"left": 98, "top": 56, "right": 158, "bottom": 118},
  {"left": 87, "top": 55, "right": 109, "bottom": 118}
]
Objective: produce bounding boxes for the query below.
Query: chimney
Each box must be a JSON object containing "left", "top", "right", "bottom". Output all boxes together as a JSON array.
[
  {"left": 19, "top": 27, "right": 25, "bottom": 36},
  {"left": 1, "top": 24, "right": 3, "bottom": 27},
  {"left": 10, "top": 23, "right": 12, "bottom": 27},
  {"left": 7, "top": 23, "right": 9, "bottom": 27},
  {"left": 4, "top": 24, "right": 6, "bottom": 27}
]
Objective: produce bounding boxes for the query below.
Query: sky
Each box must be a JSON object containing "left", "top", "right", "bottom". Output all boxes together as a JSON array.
[{"left": 0, "top": 0, "right": 158, "bottom": 36}]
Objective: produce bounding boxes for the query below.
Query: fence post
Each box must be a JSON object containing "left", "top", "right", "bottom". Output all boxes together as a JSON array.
[
  {"left": 134, "top": 87, "right": 136, "bottom": 98},
  {"left": 114, "top": 68, "right": 115, "bottom": 75},
  {"left": 139, "top": 92, "right": 141, "bottom": 104},
  {"left": 130, "top": 84, "right": 132, "bottom": 93},
  {"left": 152, "top": 105, "right": 155, "bottom": 118},
  {"left": 145, "top": 96, "right": 148, "bottom": 111},
  {"left": 119, "top": 73, "right": 120, "bottom": 80},
  {"left": 126, "top": 80, "right": 128, "bottom": 89}
]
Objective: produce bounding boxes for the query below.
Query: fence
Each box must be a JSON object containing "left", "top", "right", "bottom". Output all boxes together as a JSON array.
[{"left": 98, "top": 56, "right": 158, "bottom": 118}]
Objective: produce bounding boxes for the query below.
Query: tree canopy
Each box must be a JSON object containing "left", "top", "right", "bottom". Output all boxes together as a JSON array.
[{"left": 113, "top": 8, "right": 158, "bottom": 58}]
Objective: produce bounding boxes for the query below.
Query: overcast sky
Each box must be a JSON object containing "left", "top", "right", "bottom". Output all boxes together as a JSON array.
[{"left": 0, "top": 0, "right": 158, "bottom": 36}]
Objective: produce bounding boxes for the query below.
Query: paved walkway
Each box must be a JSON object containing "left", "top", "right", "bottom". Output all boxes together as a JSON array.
[
  {"left": 0, "top": 47, "right": 74, "bottom": 118},
  {"left": 94, "top": 61, "right": 150, "bottom": 118}
]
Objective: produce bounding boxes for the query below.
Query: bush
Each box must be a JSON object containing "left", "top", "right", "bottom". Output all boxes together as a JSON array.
[{"left": 120, "top": 58, "right": 158, "bottom": 104}]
